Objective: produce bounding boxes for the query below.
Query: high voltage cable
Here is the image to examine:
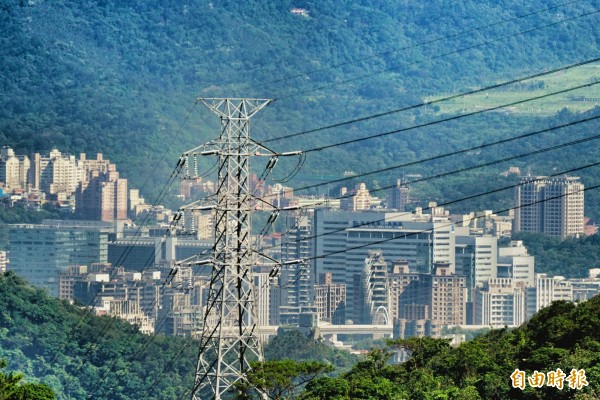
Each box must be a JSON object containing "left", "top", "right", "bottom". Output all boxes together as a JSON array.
[
  {"left": 278, "top": 160, "right": 600, "bottom": 287},
  {"left": 311, "top": 184, "right": 599, "bottom": 262},
  {"left": 58, "top": 100, "right": 199, "bottom": 341},
  {"left": 289, "top": 113, "right": 600, "bottom": 193},
  {"left": 244, "top": 0, "right": 584, "bottom": 93},
  {"left": 46, "top": 164, "right": 183, "bottom": 368},
  {"left": 91, "top": 97, "right": 600, "bottom": 368},
  {"left": 281, "top": 177, "right": 600, "bottom": 287},
  {"left": 272, "top": 8, "right": 600, "bottom": 102},
  {"left": 79, "top": 197, "right": 217, "bottom": 392},
  {"left": 86, "top": 161, "right": 281, "bottom": 398},
  {"left": 263, "top": 57, "right": 600, "bottom": 143},
  {"left": 87, "top": 274, "right": 203, "bottom": 399},
  {"left": 135, "top": 132, "right": 600, "bottom": 397},
  {"left": 59, "top": 108, "right": 211, "bottom": 373},
  {"left": 256, "top": 124, "right": 600, "bottom": 254},
  {"left": 62, "top": 23, "right": 599, "bottom": 391},
  {"left": 299, "top": 79, "right": 600, "bottom": 153}
]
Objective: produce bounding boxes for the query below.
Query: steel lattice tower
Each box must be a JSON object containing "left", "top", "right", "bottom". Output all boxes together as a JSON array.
[{"left": 190, "top": 98, "right": 271, "bottom": 400}]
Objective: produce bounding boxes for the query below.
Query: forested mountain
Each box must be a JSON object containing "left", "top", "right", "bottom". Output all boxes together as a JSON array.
[{"left": 1, "top": 0, "right": 600, "bottom": 215}]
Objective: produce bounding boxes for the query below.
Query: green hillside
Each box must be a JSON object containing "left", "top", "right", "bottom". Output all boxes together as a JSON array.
[
  {"left": 1, "top": 0, "right": 600, "bottom": 214},
  {"left": 0, "top": 272, "right": 355, "bottom": 399},
  {"left": 0, "top": 272, "right": 197, "bottom": 399}
]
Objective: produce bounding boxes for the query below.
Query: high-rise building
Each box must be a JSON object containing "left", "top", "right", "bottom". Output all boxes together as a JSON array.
[
  {"left": 387, "top": 260, "right": 420, "bottom": 321},
  {"left": 75, "top": 166, "right": 128, "bottom": 221},
  {"left": 529, "top": 273, "right": 573, "bottom": 318},
  {"left": 0, "top": 146, "right": 29, "bottom": 191},
  {"left": 339, "top": 183, "right": 371, "bottom": 211},
  {"left": 455, "top": 234, "right": 498, "bottom": 301},
  {"left": 314, "top": 272, "right": 346, "bottom": 324},
  {"left": 497, "top": 240, "right": 535, "bottom": 287},
  {"left": 515, "top": 176, "right": 584, "bottom": 238},
  {"left": 312, "top": 209, "right": 456, "bottom": 320},
  {"left": 357, "top": 251, "right": 390, "bottom": 324},
  {"left": 387, "top": 178, "right": 410, "bottom": 211},
  {"left": 473, "top": 278, "right": 527, "bottom": 326},
  {"left": 8, "top": 223, "right": 109, "bottom": 297},
  {"left": 252, "top": 268, "right": 272, "bottom": 327},
  {"left": 280, "top": 213, "right": 313, "bottom": 313},
  {"left": 30, "top": 148, "right": 83, "bottom": 197},
  {"left": 399, "top": 263, "right": 467, "bottom": 327}
]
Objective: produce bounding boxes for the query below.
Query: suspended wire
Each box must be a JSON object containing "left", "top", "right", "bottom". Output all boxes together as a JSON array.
[
  {"left": 244, "top": 0, "right": 584, "bottom": 93},
  {"left": 264, "top": 57, "right": 600, "bottom": 143},
  {"left": 47, "top": 162, "right": 185, "bottom": 368},
  {"left": 251, "top": 115, "right": 600, "bottom": 295},
  {"left": 118, "top": 154, "right": 600, "bottom": 397},
  {"left": 63, "top": 131, "right": 216, "bottom": 375},
  {"left": 272, "top": 8, "right": 600, "bottom": 102},
  {"left": 75, "top": 10, "right": 593, "bottom": 390},
  {"left": 272, "top": 152, "right": 306, "bottom": 183},
  {"left": 298, "top": 81, "right": 599, "bottom": 155},
  {"left": 253, "top": 126, "right": 600, "bottom": 306},
  {"left": 258, "top": 127, "right": 600, "bottom": 255},
  {"left": 292, "top": 113, "right": 600, "bottom": 194},
  {"left": 86, "top": 91, "right": 599, "bottom": 396},
  {"left": 58, "top": 99, "right": 200, "bottom": 346},
  {"left": 79, "top": 194, "right": 216, "bottom": 388},
  {"left": 318, "top": 184, "right": 599, "bottom": 261},
  {"left": 283, "top": 177, "right": 600, "bottom": 287}
]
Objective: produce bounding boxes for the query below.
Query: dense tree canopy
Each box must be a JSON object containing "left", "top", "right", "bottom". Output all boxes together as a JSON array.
[
  {"left": 0, "top": 359, "right": 55, "bottom": 400},
  {"left": 297, "top": 296, "right": 600, "bottom": 399},
  {"left": 1, "top": 0, "right": 600, "bottom": 216},
  {"left": 509, "top": 232, "right": 600, "bottom": 278}
]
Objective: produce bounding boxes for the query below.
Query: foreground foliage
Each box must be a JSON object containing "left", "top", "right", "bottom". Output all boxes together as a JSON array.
[
  {"left": 0, "top": 359, "right": 55, "bottom": 400},
  {"left": 0, "top": 272, "right": 355, "bottom": 399},
  {"left": 0, "top": 272, "right": 197, "bottom": 399},
  {"left": 1, "top": 271, "right": 599, "bottom": 399},
  {"left": 299, "top": 297, "right": 600, "bottom": 399}
]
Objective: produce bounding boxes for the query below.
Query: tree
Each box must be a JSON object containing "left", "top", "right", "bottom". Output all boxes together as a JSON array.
[
  {"left": 0, "top": 359, "right": 55, "bottom": 400},
  {"left": 236, "top": 360, "right": 334, "bottom": 400}
]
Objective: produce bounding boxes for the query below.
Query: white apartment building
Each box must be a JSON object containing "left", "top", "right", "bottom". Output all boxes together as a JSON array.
[
  {"left": 515, "top": 176, "right": 584, "bottom": 238},
  {"left": 497, "top": 240, "right": 535, "bottom": 287},
  {"left": 473, "top": 278, "right": 527, "bottom": 326}
]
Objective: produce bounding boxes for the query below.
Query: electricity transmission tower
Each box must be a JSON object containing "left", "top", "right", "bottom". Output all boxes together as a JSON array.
[{"left": 186, "top": 98, "right": 277, "bottom": 400}]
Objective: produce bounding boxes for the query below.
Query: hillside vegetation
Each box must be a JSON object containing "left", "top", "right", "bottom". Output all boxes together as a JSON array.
[
  {"left": 296, "top": 297, "right": 600, "bottom": 399},
  {"left": 0, "top": 272, "right": 355, "bottom": 399},
  {"left": 1, "top": 0, "right": 600, "bottom": 216}
]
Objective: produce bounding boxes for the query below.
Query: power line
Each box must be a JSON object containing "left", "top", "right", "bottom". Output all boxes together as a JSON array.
[
  {"left": 47, "top": 162, "right": 185, "bottom": 368},
  {"left": 313, "top": 184, "right": 598, "bottom": 262},
  {"left": 291, "top": 113, "right": 600, "bottom": 194},
  {"left": 299, "top": 79, "right": 600, "bottom": 153},
  {"left": 278, "top": 161, "right": 600, "bottom": 282},
  {"left": 129, "top": 118, "right": 600, "bottom": 398},
  {"left": 264, "top": 57, "right": 600, "bottom": 143},
  {"left": 272, "top": 8, "right": 600, "bottom": 102},
  {"left": 258, "top": 134, "right": 600, "bottom": 255}
]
